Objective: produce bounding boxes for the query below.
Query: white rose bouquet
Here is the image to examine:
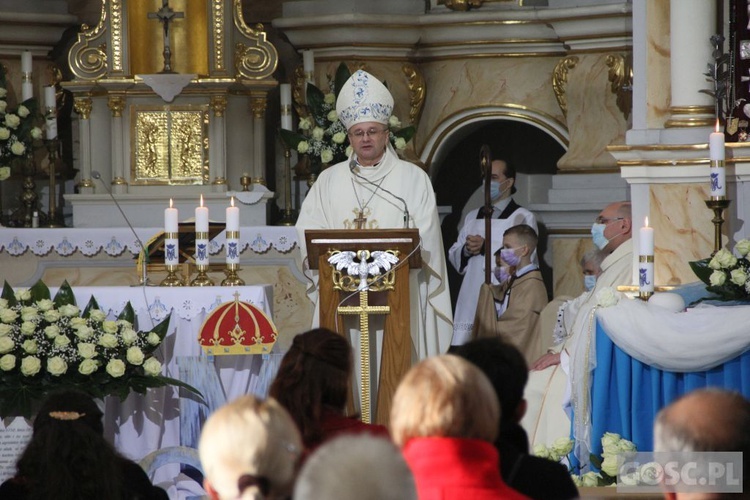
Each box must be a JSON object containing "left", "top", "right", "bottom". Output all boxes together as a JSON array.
[
  {"left": 280, "top": 62, "right": 416, "bottom": 177},
  {"left": 0, "top": 280, "right": 199, "bottom": 418},
  {"left": 0, "top": 65, "right": 43, "bottom": 181},
  {"left": 689, "top": 239, "right": 750, "bottom": 301},
  {"left": 534, "top": 431, "right": 637, "bottom": 487}
]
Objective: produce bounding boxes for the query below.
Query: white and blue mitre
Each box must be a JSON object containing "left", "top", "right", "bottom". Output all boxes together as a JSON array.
[{"left": 336, "top": 69, "right": 394, "bottom": 130}]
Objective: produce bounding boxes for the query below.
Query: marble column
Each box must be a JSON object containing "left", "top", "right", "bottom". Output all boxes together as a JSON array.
[
  {"left": 250, "top": 92, "right": 267, "bottom": 186},
  {"left": 74, "top": 97, "right": 93, "bottom": 194},
  {"left": 210, "top": 95, "right": 228, "bottom": 192},
  {"left": 107, "top": 96, "right": 127, "bottom": 194},
  {"left": 664, "top": 0, "right": 716, "bottom": 131}
]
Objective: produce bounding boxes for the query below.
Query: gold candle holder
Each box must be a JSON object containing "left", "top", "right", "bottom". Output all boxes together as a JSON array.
[
  {"left": 190, "top": 264, "right": 214, "bottom": 286},
  {"left": 704, "top": 198, "right": 732, "bottom": 256},
  {"left": 240, "top": 174, "right": 251, "bottom": 191},
  {"left": 221, "top": 263, "right": 245, "bottom": 286},
  {"left": 161, "top": 264, "right": 185, "bottom": 287}
]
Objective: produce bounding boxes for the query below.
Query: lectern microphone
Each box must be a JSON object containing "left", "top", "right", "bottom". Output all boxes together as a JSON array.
[{"left": 91, "top": 171, "right": 152, "bottom": 286}]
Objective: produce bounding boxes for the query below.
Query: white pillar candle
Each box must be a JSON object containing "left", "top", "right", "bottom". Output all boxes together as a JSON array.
[
  {"left": 303, "top": 50, "right": 314, "bottom": 73},
  {"left": 195, "top": 195, "right": 209, "bottom": 265},
  {"left": 164, "top": 199, "right": 179, "bottom": 266},
  {"left": 226, "top": 197, "right": 240, "bottom": 265},
  {"left": 280, "top": 83, "right": 293, "bottom": 131},
  {"left": 709, "top": 120, "right": 726, "bottom": 197},
  {"left": 44, "top": 86, "right": 57, "bottom": 140},
  {"left": 21, "top": 51, "right": 33, "bottom": 102},
  {"left": 639, "top": 216, "right": 654, "bottom": 255}
]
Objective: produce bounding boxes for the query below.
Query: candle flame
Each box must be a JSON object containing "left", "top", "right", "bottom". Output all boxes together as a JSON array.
[
  {"left": 645, "top": 216, "right": 649, "bottom": 227},
  {"left": 200, "top": 194, "right": 204, "bottom": 207},
  {"left": 715, "top": 119, "right": 720, "bottom": 133},
  {"left": 231, "top": 196, "right": 235, "bottom": 208},
  {"left": 169, "top": 198, "right": 173, "bottom": 209}
]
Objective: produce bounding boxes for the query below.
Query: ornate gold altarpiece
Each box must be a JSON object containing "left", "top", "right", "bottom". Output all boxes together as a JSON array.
[{"left": 62, "top": 0, "right": 279, "bottom": 227}]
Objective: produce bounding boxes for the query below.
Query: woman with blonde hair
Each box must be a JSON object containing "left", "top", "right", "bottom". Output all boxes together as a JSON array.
[
  {"left": 198, "top": 395, "right": 302, "bottom": 500},
  {"left": 391, "top": 355, "right": 529, "bottom": 499}
]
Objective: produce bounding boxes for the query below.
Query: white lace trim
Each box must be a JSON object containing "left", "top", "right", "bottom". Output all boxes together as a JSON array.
[
  {"left": 0, "top": 226, "right": 297, "bottom": 257},
  {"left": 552, "top": 301, "right": 570, "bottom": 345}
]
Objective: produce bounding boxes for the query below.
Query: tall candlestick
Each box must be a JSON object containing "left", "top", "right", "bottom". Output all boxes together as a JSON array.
[
  {"left": 226, "top": 197, "right": 240, "bottom": 265},
  {"left": 639, "top": 216, "right": 654, "bottom": 295},
  {"left": 21, "top": 51, "right": 33, "bottom": 102},
  {"left": 165, "top": 199, "right": 179, "bottom": 266},
  {"left": 195, "top": 195, "right": 209, "bottom": 266},
  {"left": 280, "top": 83, "right": 293, "bottom": 131},
  {"left": 44, "top": 86, "right": 57, "bottom": 140},
  {"left": 709, "top": 119, "right": 726, "bottom": 198}
]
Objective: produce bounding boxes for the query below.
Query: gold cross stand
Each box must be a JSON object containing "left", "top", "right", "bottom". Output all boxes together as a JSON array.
[{"left": 338, "top": 289, "right": 390, "bottom": 424}]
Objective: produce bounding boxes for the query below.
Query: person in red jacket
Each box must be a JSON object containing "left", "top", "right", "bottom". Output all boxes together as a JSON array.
[
  {"left": 269, "top": 328, "right": 389, "bottom": 455},
  {"left": 391, "top": 355, "right": 529, "bottom": 500}
]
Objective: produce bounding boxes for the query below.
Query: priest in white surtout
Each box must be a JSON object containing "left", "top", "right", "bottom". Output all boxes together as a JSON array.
[{"left": 296, "top": 69, "right": 453, "bottom": 361}]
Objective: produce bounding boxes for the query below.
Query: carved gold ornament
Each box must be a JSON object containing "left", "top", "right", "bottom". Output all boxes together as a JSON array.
[
  {"left": 442, "top": 0, "right": 484, "bottom": 11},
  {"left": 233, "top": 0, "right": 278, "bottom": 79},
  {"left": 606, "top": 53, "right": 633, "bottom": 121},
  {"left": 552, "top": 56, "right": 579, "bottom": 118},
  {"left": 68, "top": 0, "right": 108, "bottom": 80},
  {"left": 74, "top": 97, "right": 93, "bottom": 120},
  {"left": 402, "top": 63, "right": 425, "bottom": 127}
]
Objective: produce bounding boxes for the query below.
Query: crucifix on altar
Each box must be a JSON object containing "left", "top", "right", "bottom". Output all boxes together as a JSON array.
[
  {"left": 148, "top": 0, "right": 184, "bottom": 73},
  {"left": 304, "top": 229, "right": 421, "bottom": 425}
]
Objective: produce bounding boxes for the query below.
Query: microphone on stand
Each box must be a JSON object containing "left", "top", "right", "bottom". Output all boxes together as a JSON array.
[
  {"left": 91, "top": 171, "right": 153, "bottom": 286},
  {"left": 349, "top": 159, "right": 410, "bottom": 228}
]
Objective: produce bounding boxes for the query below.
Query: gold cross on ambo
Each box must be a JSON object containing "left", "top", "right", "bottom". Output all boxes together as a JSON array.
[{"left": 338, "top": 289, "right": 390, "bottom": 423}]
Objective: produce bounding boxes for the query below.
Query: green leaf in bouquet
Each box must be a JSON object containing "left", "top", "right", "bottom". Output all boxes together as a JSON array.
[
  {"left": 82, "top": 295, "right": 101, "bottom": 318},
  {"left": 589, "top": 453, "right": 603, "bottom": 470},
  {"left": 151, "top": 313, "right": 172, "bottom": 342},
  {"left": 118, "top": 302, "right": 135, "bottom": 324},
  {"left": 305, "top": 83, "right": 327, "bottom": 126},
  {"left": 29, "top": 280, "right": 51, "bottom": 303},
  {"left": 158, "top": 375, "right": 205, "bottom": 401},
  {"left": 688, "top": 258, "right": 712, "bottom": 286},
  {"left": 1, "top": 281, "right": 17, "bottom": 307},
  {"left": 334, "top": 62, "right": 352, "bottom": 100},
  {"left": 393, "top": 125, "right": 416, "bottom": 145},
  {"left": 53, "top": 280, "right": 77, "bottom": 308},
  {"left": 279, "top": 128, "right": 308, "bottom": 151}
]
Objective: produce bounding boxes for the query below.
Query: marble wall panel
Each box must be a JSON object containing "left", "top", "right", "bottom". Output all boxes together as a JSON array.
[
  {"left": 650, "top": 183, "right": 718, "bottom": 286},
  {"left": 646, "top": 0, "right": 671, "bottom": 128}
]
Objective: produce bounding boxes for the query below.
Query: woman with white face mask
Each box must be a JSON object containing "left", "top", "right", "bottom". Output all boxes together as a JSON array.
[
  {"left": 580, "top": 248, "right": 605, "bottom": 291},
  {"left": 447, "top": 158, "right": 538, "bottom": 347}
]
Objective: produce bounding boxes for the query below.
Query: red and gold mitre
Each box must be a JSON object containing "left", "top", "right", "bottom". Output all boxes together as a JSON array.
[{"left": 198, "top": 294, "right": 278, "bottom": 355}]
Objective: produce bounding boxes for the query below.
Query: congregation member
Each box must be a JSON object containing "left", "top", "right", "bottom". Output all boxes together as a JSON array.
[
  {"left": 654, "top": 389, "right": 750, "bottom": 500},
  {"left": 455, "top": 338, "right": 578, "bottom": 500},
  {"left": 522, "top": 201, "right": 632, "bottom": 458},
  {"left": 0, "top": 390, "right": 167, "bottom": 500},
  {"left": 296, "top": 69, "right": 453, "bottom": 359},
  {"left": 391, "top": 354, "right": 529, "bottom": 499},
  {"left": 473, "top": 224, "right": 548, "bottom": 364},
  {"left": 294, "top": 434, "right": 417, "bottom": 500},
  {"left": 448, "top": 157, "right": 537, "bottom": 347},
  {"left": 269, "top": 328, "right": 389, "bottom": 454},
  {"left": 581, "top": 247, "right": 606, "bottom": 292},
  {"left": 198, "top": 395, "right": 302, "bottom": 500}
]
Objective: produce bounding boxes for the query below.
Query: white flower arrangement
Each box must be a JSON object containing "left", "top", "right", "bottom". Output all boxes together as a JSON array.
[
  {"left": 596, "top": 287, "right": 620, "bottom": 308},
  {"left": 534, "top": 431, "right": 637, "bottom": 487},
  {"left": 0, "top": 280, "right": 198, "bottom": 417},
  {"left": 0, "top": 65, "right": 43, "bottom": 181},
  {"left": 690, "top": 239, "right": 750, "bottom": 301},
  {"left": 280, "top": 62, "right": 416, "bottom": 176}
]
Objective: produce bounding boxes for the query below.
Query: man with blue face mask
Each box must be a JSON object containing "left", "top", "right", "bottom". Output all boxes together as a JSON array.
[
  {"left": 448, "top": 159, "right": 538, "bottom": 347},
  {"left": 521, "top": 201, "right": 633, "bottom": 455}
]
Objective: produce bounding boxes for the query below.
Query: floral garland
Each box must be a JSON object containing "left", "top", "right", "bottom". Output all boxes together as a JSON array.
[
  {"left": 0, "top": 64, "right": 43, "bottom": 181},
  {"left": 0, "top": 280, "right": 198, "bottom": 418},
  {"left": 689, "top": 239, "right": 750, "bottom": 301},
  {"left": 280, "top": 62, "right": 415, "bottom": 175}
]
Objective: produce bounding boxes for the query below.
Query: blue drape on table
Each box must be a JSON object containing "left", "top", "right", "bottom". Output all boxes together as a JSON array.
[{"left": 588, "top": 320, "right": 750, "bottom": 457}]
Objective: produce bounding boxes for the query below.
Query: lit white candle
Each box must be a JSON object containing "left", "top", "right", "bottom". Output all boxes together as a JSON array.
[
  {"left": 165, "top": 198, "right": 178, "bottom": 232},
  {"left": 195, "top": 195, "right": 209, "bottom": 266},
  {"left": 165, "top": 199, "right": 179, "bottom": 265},
  {"left": 639, "top": 216, "right": 655, "bottom": 294},
  {"left": 639, "top": 216, "right": 654, "bottom": 255},
  {"left": 709, "top": 120, "right": 726, "bottom": 197},
  {"left": 21, "top": 51, "right": 33, "bottom": 102},
  {"left": 44, "top": 86, "right": 57, "bottom": 140},
  {"left": 226, "top": 197, "right": 240, "bottom": 265},
  {"left": 280, "top": 83, "right": 293, "bottom": 131}
]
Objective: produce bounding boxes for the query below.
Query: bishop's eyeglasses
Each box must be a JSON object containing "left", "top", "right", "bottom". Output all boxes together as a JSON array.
[{"left": 348, "top": 128, "right": 388, "bottom": 140}]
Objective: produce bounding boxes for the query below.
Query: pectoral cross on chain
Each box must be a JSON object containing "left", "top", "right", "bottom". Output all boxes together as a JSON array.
[
  {"left": 338, "top": 289, "right": 390, "bottom": 424},
  {"left": 354, "top": 210, "right": 367, "bottom": 229},
  {"left": 148, "top": 0, "right": 184, "bottom": 73}
]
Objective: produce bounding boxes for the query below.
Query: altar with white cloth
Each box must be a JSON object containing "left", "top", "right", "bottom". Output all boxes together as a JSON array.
[{"left": 582, "top": 297, "right": 750, "bottom": 458}]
